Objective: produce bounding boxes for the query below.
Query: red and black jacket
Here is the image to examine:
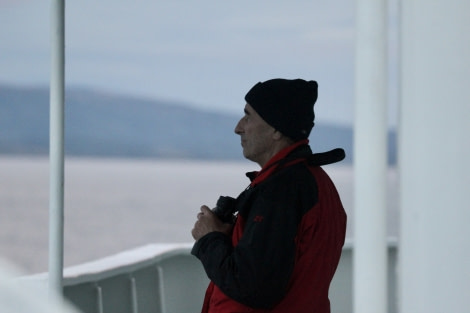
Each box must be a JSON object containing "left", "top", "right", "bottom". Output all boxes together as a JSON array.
[{"left": 192, "top": 140, "right": 347, "bottom": 313}]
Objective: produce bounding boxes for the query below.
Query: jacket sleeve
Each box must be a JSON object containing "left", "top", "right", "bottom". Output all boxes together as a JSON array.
[{"left": 191, "top": 174, "right": 317, "bottom": 309}]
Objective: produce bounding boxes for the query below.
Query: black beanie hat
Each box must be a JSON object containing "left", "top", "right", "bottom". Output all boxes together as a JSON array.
[{"left": 244, "top": 78, "right": 318, "bottom": 141}]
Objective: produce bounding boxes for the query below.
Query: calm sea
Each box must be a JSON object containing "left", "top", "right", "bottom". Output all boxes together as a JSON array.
[{"left": 0, "top": 156, "right": 397, "bottom": 274}]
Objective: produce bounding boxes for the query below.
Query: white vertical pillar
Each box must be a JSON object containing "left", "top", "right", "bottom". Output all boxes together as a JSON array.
[
  {"left": 353, "top": 0, "right": 388, "bottom": 313},
  {"left": 49, "top": 0, "right": 65, "bottom": 297},
  {"left": 398, "top": 1, "right": 470, "bottom": 312}
]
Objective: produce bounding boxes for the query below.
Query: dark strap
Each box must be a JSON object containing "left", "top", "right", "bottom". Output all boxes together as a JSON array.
[{"left": 307, "top": 148, "right": 346, "bottom": 166}]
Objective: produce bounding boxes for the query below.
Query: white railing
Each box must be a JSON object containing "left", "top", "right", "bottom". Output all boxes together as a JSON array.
[{"left": 22, "top": 239, "right": 398, "bottom": 313}]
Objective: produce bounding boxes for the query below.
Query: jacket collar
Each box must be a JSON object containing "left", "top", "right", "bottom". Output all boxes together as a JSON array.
[
  {"left": 246, "top": 140, "right": 346, "bottom": 187},
  {"left": 247, "top": 140, "right": 310, "bottom": 187}
]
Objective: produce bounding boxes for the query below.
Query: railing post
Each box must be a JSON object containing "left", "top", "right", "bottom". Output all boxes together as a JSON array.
[{"left": 48, "top": 0, "right": 65, "bottom": 297}]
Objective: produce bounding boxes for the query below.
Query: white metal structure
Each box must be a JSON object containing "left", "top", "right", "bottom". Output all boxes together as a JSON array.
[
  {"left": 353, "top": 1, "right": 388, "bottom": 313},
  {"left": 49, "top": 0, "right": 66, "bottom": 296},
  {"left": 398, "top": 1, "right": 470, "bottom": 312},
  {"left": 21, "top": 241, "right": 398, "bottom": 313}
]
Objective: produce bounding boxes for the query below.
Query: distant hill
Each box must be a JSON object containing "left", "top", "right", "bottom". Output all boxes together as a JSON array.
[{"left": 0, "top": 85, "right": 396, "bottom": 164}]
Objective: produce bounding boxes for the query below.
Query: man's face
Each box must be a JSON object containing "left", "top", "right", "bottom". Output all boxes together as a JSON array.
[{"left": 234, "top": 103, "right": 277, "bottom": 167}]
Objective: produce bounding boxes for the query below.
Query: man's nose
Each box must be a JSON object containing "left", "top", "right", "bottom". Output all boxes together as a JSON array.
[{"left": 234, "top": 119, "right": 243, "bottom": 134}]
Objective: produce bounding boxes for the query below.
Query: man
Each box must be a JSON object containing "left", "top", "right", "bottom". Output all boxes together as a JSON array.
[{"left": 191, "top": 78, "right": 347, "bottom": 313}]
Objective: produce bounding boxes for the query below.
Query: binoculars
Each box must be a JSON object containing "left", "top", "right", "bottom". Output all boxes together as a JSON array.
[{"left": 212, "top": 196, "right": 237, "bottom": 224}]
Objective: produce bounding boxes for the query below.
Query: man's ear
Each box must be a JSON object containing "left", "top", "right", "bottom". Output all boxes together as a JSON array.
[{"left": 273, "top": 129, "right": 283, "bottom": 140}]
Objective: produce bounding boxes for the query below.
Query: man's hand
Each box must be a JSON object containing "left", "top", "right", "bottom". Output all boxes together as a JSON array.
[{"left": 191, "top": 205, "right": 233, "bottom": 240}]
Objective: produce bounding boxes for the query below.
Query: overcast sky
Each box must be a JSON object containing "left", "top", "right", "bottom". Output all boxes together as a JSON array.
[{"left": 0, "top": 1, "right": 399, "bottom": 126}]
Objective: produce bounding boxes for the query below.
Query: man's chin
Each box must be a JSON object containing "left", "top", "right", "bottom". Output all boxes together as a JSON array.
[{"left": 242, "top": 152, "right": 255, "bottom": 163}]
